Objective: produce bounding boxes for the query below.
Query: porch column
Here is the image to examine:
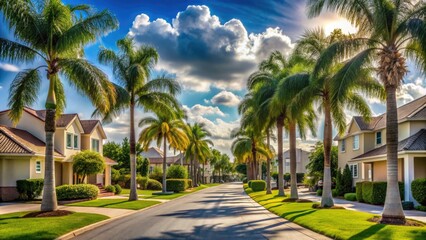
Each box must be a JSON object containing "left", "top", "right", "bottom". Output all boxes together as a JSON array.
[{"left": 403, "top": 155, "right": 414, "bottom": 202}]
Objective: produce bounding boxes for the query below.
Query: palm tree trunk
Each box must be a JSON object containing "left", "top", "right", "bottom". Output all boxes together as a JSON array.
[
  {"left": 321, "top": 100, "right": 334, "bottom": 207},
  {"left": 129, "top": 102, "right": 138, "bottom": 201},
  {"left": 190, "top": 158, "right": 194, "bottom": 186},
  {"left": 381, "top": 86, "right": 405, "bottom": 224},
  {"left": 266, "top": 131, "right": 272, "bottom": 194},
  {"left": 202, "top": 162, "right": 205, "bottom": 184},
  {"left": 162, "top": 136, "right": 167, "bottom": 193},
  {"left": 246, "top": 160, "right": 251, "bottom": 181},
  {"left": 277, "top": 116, "right": 285, "bottom": 196},
  {"left": 41, "top": 108, "right": 58, "bottom": 211},
  {"left": 251, "top": 140, "right": 257, "bottom": 180},
  {"left": 194, "top": 156, "right": 199, "bottom": 187},
  {"left": 289, "top": 121, "right": 298, "bottom": 199}
]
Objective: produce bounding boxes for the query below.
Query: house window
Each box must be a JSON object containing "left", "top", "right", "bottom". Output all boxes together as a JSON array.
[
  {"left": 73, "top": 135, "right": 79, "bottom": 149},
  {"left": 285, "top": 159, "right": 290, "bottom": 167},
  {"left": 91, "top": 139, "right": 100, "bottom": 152},
  {"left": 376, "top": 131, "right": 382, "bottom": 145},
  {"left": 353, "top": 135, "right": 360, "bottom": 150},
  {"left": 35, "top": 161, "right": 41, "bottom": 173},
  {"left": 349, "top": 164, "right": 358, "bottom": 178},
  {"left": 341, "top": 139, "right": 346, "bottom": 152},
  {"left": 66, "top": 133, "right": 73, "bottom": 149}
]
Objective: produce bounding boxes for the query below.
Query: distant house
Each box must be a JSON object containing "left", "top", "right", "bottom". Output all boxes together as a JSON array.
[
  {"left": 0, "top": 107, "right": 117, "bottom": 201},
  {"left": 282, "top": 148, "right": 312, "bottom": 174},
  {"left": 335, "top": 95, "right": 426, "bottom": 204}
]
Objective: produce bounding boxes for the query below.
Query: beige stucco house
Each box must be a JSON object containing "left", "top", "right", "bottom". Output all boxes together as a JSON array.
[
  {"left": 0, "top": 107, "right": 117, "bottom": 201},
  {"left": 336, "top": 95, "right": 426, "bottom": 204},
  {"left": 282, "top": 147, "right": 312, "bottom": 174}
]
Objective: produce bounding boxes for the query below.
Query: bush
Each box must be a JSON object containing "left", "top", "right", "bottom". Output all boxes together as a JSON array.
[
  {"left": 147, "top": 179, "right": 162, "bottom": 190},
  {"left": 356, "top": 181, "right": 364, "bottom": 202},
  {"left": 402, "top": 201, "right": 414, "bottom": 210},
  {"left": 166, "top": 165, "right": 188, "bottom": 179},
  {"left": 332, "top": 189, "right": 338, "bottom": 197},
  {"left": 111, "top": 168, "right": 121, "bottom": 184},
  {"left": 16, "top": 179, "right": 44, "bottom": 200},
  {"left": 72, "top": 151, "right": 105, "bottom": 183},
  {"left": 316, "top": 189, "right": 322, "bottom": 196},
  {"left": 140, "top": 158, "right": 150, "bottom": 177},
  {"left": 411, "top": 178, "right": 426, "bottom": 205},
  {"left": 284, "top": 173, "right": 291, "bottom": 182},
  {"left": 271, "top": 172, "right": 278, "bottom": 181},
  {"left": 242, "top": 177, "right": 247, "bottom": 183},
  {"left": 149, "top": 167, "right": 163, "bottom": 182},
  {"left": 166, "top": 179, "right": 187, "bottom": 192},
  {"left": 250, "top": 180, "right": 266, "bottom": 192},
  {"left": 137, "top": 176, "right": 148, "bottom": 190},
  {"left": 186, "top": 179, "right": 193, "bottom": 189},
  {"left": 105, "top": 185, "right": 116, "bottom": 193},
  {"left": 248, "top": 180, "right": 252, "bottom": 188},
  {"left": 341, "top": 165, "right": 353, "bottom": 195},
  {"left": 344, "top": 193, "right": 357, "bottom": 201},
  {"left": 56, "top": 184, "right": 99, "bottom": 200},
  {"left": 361, "top": 181, "right": 404, "bottom": 205},
  {"left": 117, "top": 174, "right": 131, "bottom": 188},
  {"left": 296, "top": 173, "right": 305, "bottom": 183},
  {"left": 335, "top": 168, "right": 343, "bottom": 196},
  {"left": 114, "top": 184, "right": 122, "bottom": 195},
  {"left": 416, "top": 205, "right": 426, "bottom": 212}
]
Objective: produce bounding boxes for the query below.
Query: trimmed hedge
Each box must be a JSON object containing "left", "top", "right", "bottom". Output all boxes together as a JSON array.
[
  {"left": 316, "top": 189, "right": 322, "bottom": 196},
  {"left": 56, "top": 184, "right": 99, "bottom": 200},
  {"left": 137, "top": 176, "right": 148, "bottom": 190},
  {"left": 344, "top": 193, "right": 357, "bottom": 201},
  {"left": 147, "top": 179, "right": 162, "bottom": 190},
  {"left": 361, "top": 181, "right": 404, "bottom": 205},
  {"left": 166, "top": 179, "right": 187, "bottom": 192},
  {"left": 356, "top": 181, "right": 365, "bottom": 202},
  {"left": 114, "top": 184, "right": 122, "bottom": 195},
  {"left": 105, "top": 185, "right": 115, "bottom": 193},
  {"left": 248, "top": 180, "right": 253, "bottom": 188},
  {"left": 16, "top": 178, "right": 44, "bottom": 200},
  {"left": 411, "top": 178, "right": 426, "bottom": 205},
  {"left": 186, "top": 179, "right": 193, "bottom": 189},
  {"left": 250, "top": 180, "right": 266, "bottom": 192},
  {"left": 166, "top": 165, "right": 188, "bottom": 179}
]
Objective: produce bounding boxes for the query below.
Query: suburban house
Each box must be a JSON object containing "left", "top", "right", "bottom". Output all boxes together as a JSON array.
[
  {"left": 335, "top": 95, "right": 426, "bottom": 204},
  {"left": 0, "top": 107, "right": 117, "bottom": 201},
  {"left": 282, "top": 147, "right": 312, "bottom": 174}
]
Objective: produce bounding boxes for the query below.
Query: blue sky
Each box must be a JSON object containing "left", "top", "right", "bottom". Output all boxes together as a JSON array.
[{"left": 1, "top": 0, "right": 425, "bottom": 155}]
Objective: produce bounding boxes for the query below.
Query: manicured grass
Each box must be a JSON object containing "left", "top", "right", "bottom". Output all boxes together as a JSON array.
[
  {"left": 67, "top": 199, "right": 161, "bottom": 210},
  {"left": 0, "top": 211, "right": 108, "bottom": 240},
  {"left": 246, "top": 188, "right": 426, "bottom": 240},
  {"left": 120, "top": 189, "right": 156, "bottom": 195}
]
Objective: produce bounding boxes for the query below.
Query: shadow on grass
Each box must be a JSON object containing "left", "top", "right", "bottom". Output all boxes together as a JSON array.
[{"left": 348, "top": 224, "right": 386, "bottom": 240}]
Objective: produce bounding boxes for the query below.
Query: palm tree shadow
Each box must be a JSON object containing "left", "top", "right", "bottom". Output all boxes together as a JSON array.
[{"left": 347, "top": 224, "right": 386, "bottom": 240}]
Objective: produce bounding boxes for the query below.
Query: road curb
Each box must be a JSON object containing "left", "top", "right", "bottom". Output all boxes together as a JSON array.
[{"left": 56, "top": 184, "right": 222, "bottom": 240}]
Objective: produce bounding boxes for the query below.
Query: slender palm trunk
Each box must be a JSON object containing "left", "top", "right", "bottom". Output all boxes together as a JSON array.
[
  {"left": 277, "top": 116, "right": 285, "bottom": 196},
  {"left": 289, "top": 121, "right": 298, "bottom": 199},
  {"left": 381, "top": 86, "right": 405, "bottom": 224},
  {"left": 202, "top": 162, "right": 205, "bottom": 184},
  {"left": 266, "top": 131, "right": 272, "bottom": 194},
  {"left": 246, "top": 160, "right": 251, "bottom": 181},
  {"left": 194, "top": 156, "right": 199, "bottom": 187},
  {"left": 162, "top": 137, "right": 167, "bottom": 193},
  {"left": 251, "top": 140, "right": 257, "bottom": 180},
  {"left": 129, "top": 102, "right": 138, "bottom": 201},
  {"left": 321, "top": 100, "right": 334, "bottom": 207},
  {"left": 190, "top": 158, "right": 194, "bottom": 186}
]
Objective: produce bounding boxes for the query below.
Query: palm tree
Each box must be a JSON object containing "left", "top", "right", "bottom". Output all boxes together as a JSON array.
[
  {"left": 0, "top": 0, "right": 118, "bottom": 211},
  {"left": 185, "top": 123, "right": 213, "bottom": 186},
  {"left": 290, "top": 28, "right": 384, "bottom": 207},
  {"left": 209, "top": 148, "right": 222, "bottom": 182},
  {"left": 94, "top": 38, "right": 181, "bottom": 201},
  {"left": 139, "top": 114, "right": 189, "bottom": 193},
  {"left": 307, "top": 0, "right": 426, "bottom": 224}
]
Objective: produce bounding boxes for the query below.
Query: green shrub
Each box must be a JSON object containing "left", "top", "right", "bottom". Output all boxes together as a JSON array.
[
  {"left": 72, "top": 150, "right": 105, "bottom": 183},
  {"left": 186, "top": 179, "right": 193, "bottom": 189},
  {"left": 341, "top": 165, "right": 353, "bottom": 195},
  {"left": 149, "top": 167, "right": 163, "bottom": 182},
  {"left": 362, "top": 181, "right": 404, "bottom": 205},
  {"left": 16, "top": 179, "right": 44, "bottom": 200},
  {"left": 271, "top": 172, "right": 278, "bottom": 181},
  {"left": 332, "top": 189, "right": 338, "bottom": 197},
  {"left": 104, "top": 185, "right": 115, "bottom": 193},
  {"left": 356, "top": 181, "right": 364, "bottom": 202},
  {"left": 344, "top": 193, "right": 357, "bottom": 201},
  {"left": 140, "top": 158, "right": 150, "bottom": 177},
  {"left": 166, "top": 179, "right": 187, "bottom": 192},
  {"left": 415, "top": 205, "right": 426, "bottom": 212},
  {"left": 147, "top": 179, "right": 162, "bottom": 190},
  {"left": 114, "top": 184, "right": 122, "bottom": 195},
  {"left": 296, "top": 173, "right": 305, "bottom": 183},
  {"left": 250, "top": 180, "right": 266, "bottom": 192},
  {"left": 402, "top": 201, "right": 414, "bottom": 210},
  {"left": 167, "top": 165, "right": 188, "bottom": 179},
  {"left": 56, "top": 184, "right": 99, "bottom": 200},
  {"left": 242, "top": 177, "right": 247, "bottom": 183},
  {"left": 316, "top": 189, "right": 322, "bottom": 196},
  {"left": 284, "top": 173, "right": 291, "bottom": 182},
  {"left": 335, "top": 168, "right": 343, "bottom": 196},
  {"left": 117, "top": 174, "right": 131, "bottom": 188},
  {"left": 137, "top": 176, "right": 148, "bottom": 190},
  {"left": 248, "top": 180, "right": 252, "bottom": 188},
  {"left": 411, "top": 178, "right": 426, "bottom": 205},
  {"left": 111, "top": 168, "right": 121, "bottom": 184}
]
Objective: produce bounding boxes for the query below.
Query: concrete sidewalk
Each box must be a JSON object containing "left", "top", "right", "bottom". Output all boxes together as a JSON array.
[{"left": 298, "top": 188, "right": 426, "bottom": 223}]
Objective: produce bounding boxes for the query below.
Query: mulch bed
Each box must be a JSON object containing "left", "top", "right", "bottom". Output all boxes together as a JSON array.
[
  {"left": 368, "top": 216, "right": 425, "bottom": 227},
  {"left": 312, "top": 203, "right": 345, "bottom": 209},
  {"left": 23, "top": 210, "right": 73, "bottom": 218},
  {"left": 282, "top": 198, "right": 313, "bottom": 203}
]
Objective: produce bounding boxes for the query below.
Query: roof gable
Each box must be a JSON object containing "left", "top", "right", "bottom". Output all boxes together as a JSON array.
[{"left": 80, "top": 120, "right": 107, "bottom": 139}]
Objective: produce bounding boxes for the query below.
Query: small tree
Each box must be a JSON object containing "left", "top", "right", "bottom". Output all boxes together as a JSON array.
[
  {"left": 335, "top": 168, "right": 343, "bottom": 196},
  {"left": 73, "top": 151, "right": 105, "bottom": 183},
  {"left": 167, "top": 165, "right": 188, "bottom": 179},
  {"left": 140, "top": 158, "right": 150, "bottom": 177},
  {"left": 341, "top": 164, "right": 353, "bottom": 194}
]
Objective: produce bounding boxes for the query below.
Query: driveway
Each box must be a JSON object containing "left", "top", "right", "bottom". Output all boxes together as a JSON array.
[{"left": 73, "top": 183, "right": 328, "bottom": 240}]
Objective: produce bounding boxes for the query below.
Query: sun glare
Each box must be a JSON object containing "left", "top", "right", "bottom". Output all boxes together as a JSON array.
[{"left": 324, "top": 18, "right": 358, "bottom": 35}]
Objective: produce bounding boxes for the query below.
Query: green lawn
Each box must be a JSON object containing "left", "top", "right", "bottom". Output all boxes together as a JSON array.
[
  {"left": 67, "top": 199, "right": 161, "bottom": 210},
  {"left": 0, "top": 212, "right": 108, "bottom": 240},
  {"left": 246, "top": 187, "right": 426, "bottom": 240},
  {"left": 122, "top": 183, "right": 221, "bottom": 200}
]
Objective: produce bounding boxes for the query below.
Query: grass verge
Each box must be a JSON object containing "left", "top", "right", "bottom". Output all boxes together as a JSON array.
[
  {"left": 245, "top": 187, "right": 426, "bottom": 240},
  {"left": 0, "top": 212, "right": 107, "bottom": 240},
  {"left": 67, "top": 199, "right": 161, "bottom": 210}
]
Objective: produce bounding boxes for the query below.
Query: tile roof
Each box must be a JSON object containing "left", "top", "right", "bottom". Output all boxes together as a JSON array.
[
  {"left": 80, "top": 120, "right": 99, "bottom": 134},
  {"left": 353, "top": 116, "right": 383, "bottom": 131},
  {"left": 0, "top": 126, "right": 64, "bottom": 157},
  {"left": 140, "top": 147, "right": 184, "bottom": 164},
  {"left": 31, "top": 109, "right": 77, "bottom": 127},
  {"left": 353, "top": 129, "right": 426, "bottom": 160}
]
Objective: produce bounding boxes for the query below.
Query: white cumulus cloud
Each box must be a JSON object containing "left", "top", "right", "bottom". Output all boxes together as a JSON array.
[
  {"left": 183, "top": 104, "right": 226, "bottom": 117},
  {"left": 211, "top": 90, "right": 241, "bottom": 106},
  {"left": 0, "top": 63, "right": 20, "bottom": 72}
]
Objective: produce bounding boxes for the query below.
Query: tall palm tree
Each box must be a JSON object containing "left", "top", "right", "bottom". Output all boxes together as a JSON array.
[
  {"left": 0, "top": 0, "right": 118, "bottom": 211},
  {"left": 290, "top": 28, "right": 384, "bottom": 207},
  {"left": 139, "top": 114, "right": 189, "bottom": 193},
  {"left": 94, "top": 38, "right": 181, "bottom": 201},
  {"left": 209, "top": 148, "right": 222, "bottom": 182},
  {"left": 307, "top": 0, "right": 426, "bottom": 224},
  {"left": 185, "top": 123, "right": 213, "bottom": 186}
]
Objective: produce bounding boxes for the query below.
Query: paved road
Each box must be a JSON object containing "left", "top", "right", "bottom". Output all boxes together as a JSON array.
[{"left": 73, "top": 183, "right": 328, "bottom": 240}]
